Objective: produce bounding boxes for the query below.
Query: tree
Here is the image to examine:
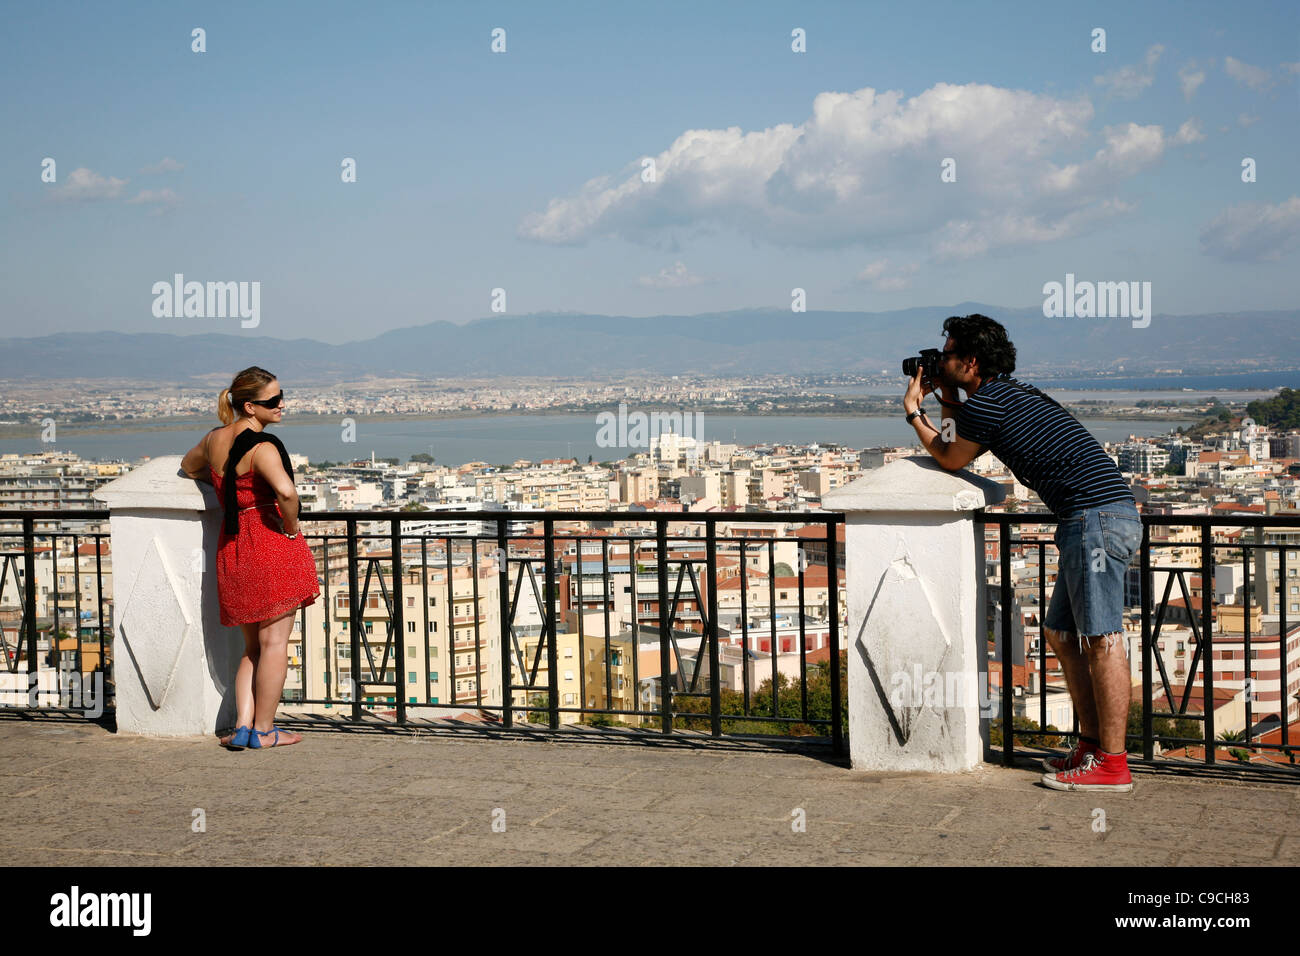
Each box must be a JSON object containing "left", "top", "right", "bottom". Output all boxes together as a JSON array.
[
  {"left": 526, "top": 692, "right": 551, "bottom": 724},
  {"left": 989, "top": 716, "right": 1062, "bottom": 748},
  {"left": 1246, "top": 388, "right": 1300, "bottom": 429}
]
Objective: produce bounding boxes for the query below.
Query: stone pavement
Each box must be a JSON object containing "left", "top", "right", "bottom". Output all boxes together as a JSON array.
[{"left": 1, "top": 715, "right": 1297, "bottom": 866}]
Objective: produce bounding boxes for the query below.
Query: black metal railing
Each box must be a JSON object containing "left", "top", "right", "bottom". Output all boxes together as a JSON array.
[
  {"left": 979, "top": 512, "right": 1300, "bottom": 771},
  {"left": 291, "top": 509, "right": 844, "bottom": 753},
  {"left": 0, "top": 510, "right": 114, "bottom": 718}
]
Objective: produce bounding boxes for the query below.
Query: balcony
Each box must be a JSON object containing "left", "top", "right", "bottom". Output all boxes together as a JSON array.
[{"left": 7, "top": 455, "right": 1298, "bottom": 777}]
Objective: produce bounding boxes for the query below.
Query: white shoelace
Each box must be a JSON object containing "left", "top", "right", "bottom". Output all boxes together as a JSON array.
[{"left": 1062, "top": 751, "right": 1102, "bottom": 779}]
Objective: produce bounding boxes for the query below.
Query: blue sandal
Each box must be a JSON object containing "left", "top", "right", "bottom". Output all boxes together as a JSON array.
[
  {"left": 251, "top": 726, "right": 295, "bottom": 748},
  {"left": 224, "top": 725, "right": 253, "bottom": 750}
]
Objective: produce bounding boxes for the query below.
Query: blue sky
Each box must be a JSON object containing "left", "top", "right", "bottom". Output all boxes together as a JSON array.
[{"left": 3, "top": 0, "right": 1298, "bottom": 345}]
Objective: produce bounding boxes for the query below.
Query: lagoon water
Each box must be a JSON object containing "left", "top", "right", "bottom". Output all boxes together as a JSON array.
[{"left": 1, "top": 413, "right": 1195, "bottom": 467}]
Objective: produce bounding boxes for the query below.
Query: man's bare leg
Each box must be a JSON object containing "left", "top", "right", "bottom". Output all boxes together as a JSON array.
[
  {"left": 1042, "top": 625, "right": 1098, "bottom": 741},
  {"left": 1083, "top": 631, "right": 1131, "bottom": 753}
]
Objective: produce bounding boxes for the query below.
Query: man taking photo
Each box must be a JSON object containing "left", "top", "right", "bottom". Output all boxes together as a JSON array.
[{"left": 902, "top": 314, "right": 1143, "bottom": 792}]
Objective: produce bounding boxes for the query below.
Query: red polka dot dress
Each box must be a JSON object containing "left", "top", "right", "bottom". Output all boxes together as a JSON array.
[{"left": 211, "top": 464, "right": 320, "bottom": 627}]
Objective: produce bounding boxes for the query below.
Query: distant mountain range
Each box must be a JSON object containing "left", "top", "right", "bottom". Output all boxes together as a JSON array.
[{"left": 1, "top": 304, "right": 1296, "bottom": 384}]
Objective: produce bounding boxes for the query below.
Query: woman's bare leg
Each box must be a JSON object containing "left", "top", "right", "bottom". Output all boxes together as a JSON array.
[
  {"left": 252, "top": 610, "right": 302, "bottom": 744},
  {"left": 220, "top": 624, "right": 261, "bottom": 745}
]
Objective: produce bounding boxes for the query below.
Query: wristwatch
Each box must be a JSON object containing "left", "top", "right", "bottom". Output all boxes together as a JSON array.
[{"left": 905, "top": 409, "right": 924, "bottom": 425}]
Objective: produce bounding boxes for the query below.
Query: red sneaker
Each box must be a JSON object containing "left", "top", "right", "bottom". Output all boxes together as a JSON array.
[
  {"left": 1041, "top": 738, "right": 1097, "bottom": 773},
  {"left": 1041, "top": 750, "right": 1133, "bottom": 792}
]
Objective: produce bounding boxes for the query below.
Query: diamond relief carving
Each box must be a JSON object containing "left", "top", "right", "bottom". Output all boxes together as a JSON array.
[{"left": 119, "top": 535, "right": 193, "bottom": 708}]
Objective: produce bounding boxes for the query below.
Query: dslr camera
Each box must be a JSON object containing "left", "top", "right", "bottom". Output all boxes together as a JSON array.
[{"left": 901, "top": 348, "right": 943, "bottom": 380}]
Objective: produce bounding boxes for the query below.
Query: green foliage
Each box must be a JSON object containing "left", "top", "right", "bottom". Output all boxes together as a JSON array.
[
  {"left": 1246, "top": 388, "right": 1300, "bottom": 429},
  {"left": 526, "top": 692, "right": 551, "bottom": 724},
  {"left": 989, "top": 716, "right": 1062, "bottom": 748},
  {"left": 410, "top": 453, "right": 435, "bottom": 463},
  {"left": 669, "top": 653, "right": 848, "bottom": 740},
  {"left": 1127, "top": 701, "right": 1203, "bottom": 750}
]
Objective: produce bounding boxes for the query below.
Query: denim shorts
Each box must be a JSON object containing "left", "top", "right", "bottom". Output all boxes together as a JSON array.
[{"left": 1044, "top": 500, "right": 1142, "bottom": 638}]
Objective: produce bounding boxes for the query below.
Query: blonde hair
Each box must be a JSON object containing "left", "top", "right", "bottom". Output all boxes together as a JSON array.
[{"left": 217, "top": 366, "right": 277, "bottom": 426}]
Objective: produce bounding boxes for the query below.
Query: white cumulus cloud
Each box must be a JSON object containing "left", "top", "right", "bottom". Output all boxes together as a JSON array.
[
  {"left": 856, "top": 259, "right": 919, "bottom": 291},
  {"left": 638, "top": 261, "right": 709, "bottom": 289},
  {"left": 1224, "top": 56, "right": 1271, "bottom": 91},
  {"left": 48, "top": 167, "right": 127, "bottom": 202},
  {"left": 1199, "top": 196, "right": 1300, "bottom": 262},
  {"left": 520, "top": 82, "right": 1167, "bottom": 261},
  {"left": 1173, "top": 119, "right": 1205, "bottom": 145},
  {"left": 126, "top": 188, "right": 180, "bottom": 214},
  {"left": 1094, "top": 44, "right": 1164, "bottom": 98},
  {"left": 140, "top": 157, "right": 184, "bottom": 174},
  {"left": 1177, "top": 62, "right": 1206, "bottom": 100}
]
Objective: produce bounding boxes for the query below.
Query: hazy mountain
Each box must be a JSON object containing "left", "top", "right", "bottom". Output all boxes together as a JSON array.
[{"left": 0, "top": 304, "right": 1295, "bottom": 384}]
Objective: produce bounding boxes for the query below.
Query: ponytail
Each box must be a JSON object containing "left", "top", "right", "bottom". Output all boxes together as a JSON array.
[{"left": 217, "top": 388, "right": 235, "bottom": 425}]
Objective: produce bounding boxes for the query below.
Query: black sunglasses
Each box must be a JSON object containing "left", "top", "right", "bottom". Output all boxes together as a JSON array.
[{"left": 247, "top": 390, "right": 284, "bottom": 408}]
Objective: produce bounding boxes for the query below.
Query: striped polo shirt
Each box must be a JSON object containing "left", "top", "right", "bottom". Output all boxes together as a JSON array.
[{"left": 954, "top": 374, "right": 1134, "bottom": 517}]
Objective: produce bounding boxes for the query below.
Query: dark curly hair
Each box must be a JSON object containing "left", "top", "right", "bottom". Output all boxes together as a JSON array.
[{"left": 941, "top": 314, "right": 1016, "bottom": 378}]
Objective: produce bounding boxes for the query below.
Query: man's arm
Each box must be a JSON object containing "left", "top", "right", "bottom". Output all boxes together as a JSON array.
[{"left": 903, "top": 369, "right": 986, "bottom": 471}]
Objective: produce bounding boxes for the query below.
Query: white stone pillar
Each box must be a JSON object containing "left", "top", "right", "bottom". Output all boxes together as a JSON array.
[
  {"left": 93, "top": 456, "right": 243, "bottom": 735},
  {"left": 823, "top": 456, "right": 1005, "bottom": 771}
]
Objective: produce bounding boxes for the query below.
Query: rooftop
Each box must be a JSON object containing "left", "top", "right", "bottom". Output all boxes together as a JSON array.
[{"left": 2, "top": 717, "right": 1295, "bottom": 866}]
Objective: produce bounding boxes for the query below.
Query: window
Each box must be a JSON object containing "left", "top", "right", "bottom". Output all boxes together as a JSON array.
[
  {"left": 409, "top": 672, "right": 416, "bottom": 683},
  {"left": 564, "top": 693, "right": 575, "bottom": 705},
  {"left": 430, "top": 672, "right": 438, "bottom": 681},
  {"left": 365, "top": 622, "right": 373, "bottom": 634},
  {"left": 409, "top": 696, "right": 417, "bottom": 704},
  {"left": 431, "top": 696, "right": 439, "bottom": 704},
  {"left": 429, "top": 596, "right": 437, "bottom": 607},
  {"left": 564, "top": 647, "right": 573, "bottom": 658},
  {"left": 430, "top": 646, "right": 438, "bottom": 657},
  {"left": 293, "top": 619, "right": 302, "bottom": 632},
  {"left": 407, "top": 645, "right": 416, "bottom": 657},
  {"left": 780, "top": 592, "right": 788, "bottom": 600},
  {"left": 367, "top": 596, "right": 379, "bottom": 609},
  {"left": 407, "top": 596, "right": 415, "bottom": 607},
  {"left": 564, "top": 670, "right": 574, "bottom": 682},
  {"left": 407, "top": 621, "right": 416, "bottom": 633}
]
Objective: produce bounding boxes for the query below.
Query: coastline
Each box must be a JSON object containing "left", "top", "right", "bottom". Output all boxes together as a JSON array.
[{"left": 0, "top": 402, "right": 1211, "bottom": 440}]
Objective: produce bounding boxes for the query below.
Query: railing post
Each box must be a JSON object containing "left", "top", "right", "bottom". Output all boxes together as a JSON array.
[
  {"left": 657, "top": 520, "right": 673, "bottom": 734},
  {"left": 706, "top": 519, "right": 720, "bottom": 738},
  {"left": 390, "top": 521, "right": 405, "bottom": 725},
  {"left": 826, "top": 516, "right": 843, "bottom": 757},
  {"left": 347, "top": 518, "right": 361, "bottom": 723},
  {"left": 1140, "top": 519, "right": 1154, "bottom": 761},
  {"left": 21, "top": 515, "right": 37, "bottom": 686},
  {"left": 1000, "top": 520, "right": 1013, "bottom": 766},
  {"left": 824, "top": 458, "right": 1005, "bottom": 772},
  {"left": 1201, "top": 518, "right": 1215, "bottom": 764},
  {"left": 497, "top": 522, "right": 513, "bottom": 728},
  {"left": 543, "top": 517, "right": 559, "bottom": 729}
]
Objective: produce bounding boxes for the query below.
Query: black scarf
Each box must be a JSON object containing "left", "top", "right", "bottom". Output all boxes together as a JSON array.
[{"left": 222, "top": 429, "right": 294, "bottom": 535}]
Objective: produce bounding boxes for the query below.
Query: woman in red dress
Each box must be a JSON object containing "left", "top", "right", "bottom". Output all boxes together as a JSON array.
[{"left": 181, "top": 366, "right": 320, "bottom": 749}]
